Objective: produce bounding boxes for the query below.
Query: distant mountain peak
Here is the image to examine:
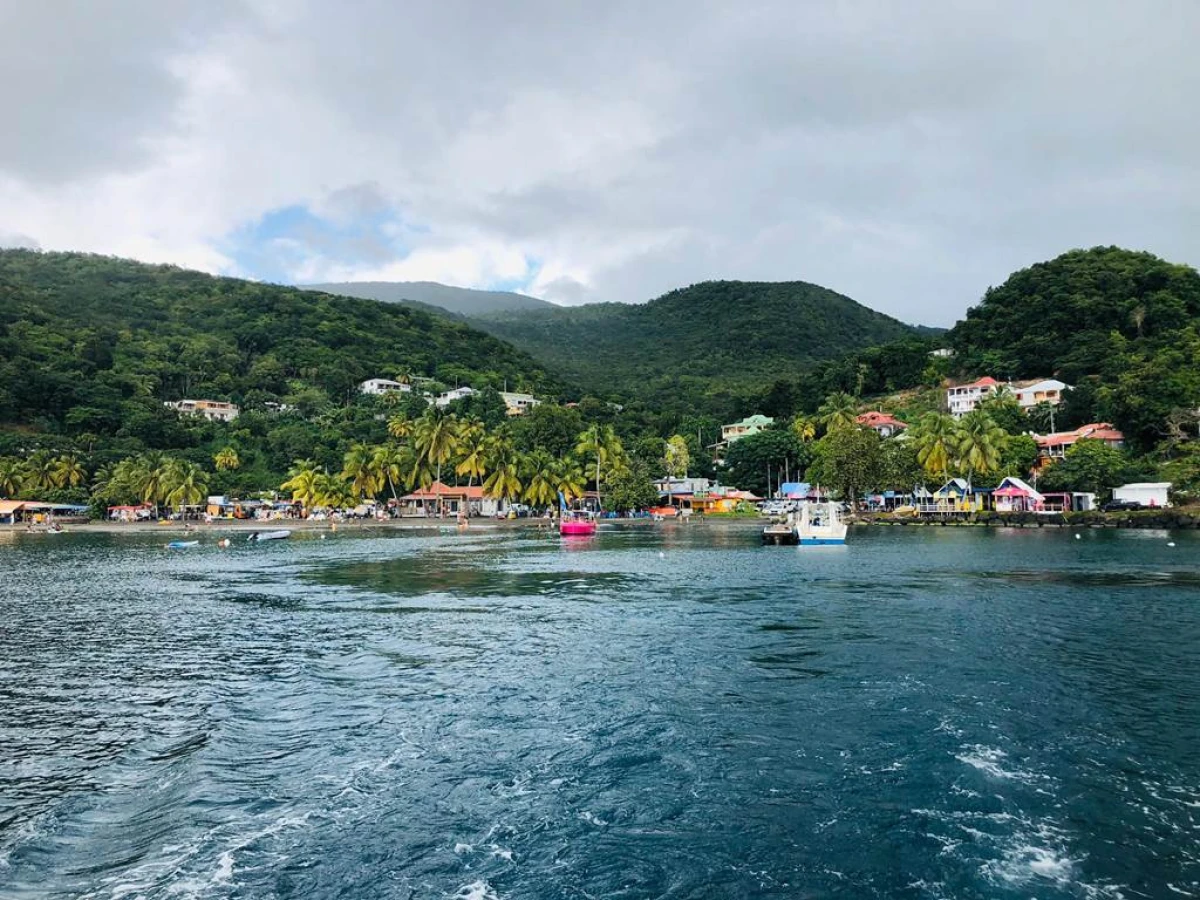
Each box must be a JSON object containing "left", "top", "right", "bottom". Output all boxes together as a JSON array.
[{"left": 304, "top": 280, "right": 554, "bottom": 317}]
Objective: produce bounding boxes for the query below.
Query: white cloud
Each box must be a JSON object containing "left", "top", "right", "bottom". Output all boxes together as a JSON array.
[{"left": 3, "top": 1, "right": 1200, "bottom": 324}]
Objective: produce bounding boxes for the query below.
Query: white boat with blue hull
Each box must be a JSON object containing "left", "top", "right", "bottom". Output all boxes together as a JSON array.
[{"left": 762, "top": 502, "right": 848, "bottom": 546}]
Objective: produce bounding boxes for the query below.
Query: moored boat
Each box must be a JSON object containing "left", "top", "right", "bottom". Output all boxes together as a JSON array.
[
  {"left": 248, "top": 529, "right": 291, "bottom": 542},
  {"left": 560, "top": 516, "right": 597, "bottom": 536},
  {"left": 762, "top": 502, "right": 848, "bottom": 546}
]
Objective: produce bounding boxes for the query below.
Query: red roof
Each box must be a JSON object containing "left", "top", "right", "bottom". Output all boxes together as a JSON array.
[
  {"left": 960, "top": 376, "right": 1000, "bottom": 388},
  {"left": 1035, "top": 423, "right": 1124, "bottom": 448},
  {"left": 856, "top": 411, "right": 907, "bottom": 429},
  {"left": 400, "top": 480, "right": 486, "bottom": 501}
]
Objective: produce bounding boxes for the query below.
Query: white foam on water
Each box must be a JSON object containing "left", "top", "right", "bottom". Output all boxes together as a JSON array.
[
  {"left": 213, "top": 850, "right": 235, "bottom": 884},
  {"left": 954, "top": 745, "right": 1040, "bottom": 783},
  {"left": 489, "top": 845, "right": 514, "bottom": 861},
  {"left": 453, "top": 880, "right": 500, "bottom": 900},
  {"left": 454, "top": 842, "right": 473, "bottom": 855},
  {"left": 578, "top": 811, "right": 608, "bottom": 827}
]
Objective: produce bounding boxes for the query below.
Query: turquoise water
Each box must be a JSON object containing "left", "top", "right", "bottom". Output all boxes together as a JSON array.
[{"left": 1, "top": 524, "right": 1198, "bottom": 899}]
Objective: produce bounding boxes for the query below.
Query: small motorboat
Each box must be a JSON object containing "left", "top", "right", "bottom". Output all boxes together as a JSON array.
[
  {"left": 560, "top": 516, "right": 597, "bottom": 536},
  {"left": 248, "top": 529, "right": 291, "bottom": 542},
  {"left": 762, "top": 502, "right": 848, "bottom": 546},
  {"left": 166, "top": 540, "right": 200, "bottom": 549}
]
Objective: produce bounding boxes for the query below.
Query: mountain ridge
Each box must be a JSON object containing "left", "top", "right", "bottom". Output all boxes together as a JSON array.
[
  {"left": 305, "top": 280, "right": 553, "bottom": 317},
  {"left": 466, "top": 279, "right": 924, "bottom": 415}
]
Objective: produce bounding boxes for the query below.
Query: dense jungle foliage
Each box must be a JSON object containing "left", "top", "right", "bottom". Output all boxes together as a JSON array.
[{"left": 471, "top": 280, "right": 922, "bottom": 417}]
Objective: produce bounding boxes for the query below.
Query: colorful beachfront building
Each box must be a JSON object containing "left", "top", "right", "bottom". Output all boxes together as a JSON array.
[
  {"left": 1031, "top": 422, "right": 1124, "bottom": 469},
  {"left": 396, "top": 480, "right": 499, "bottom": 517},
  {"left": 992, "top": 476, "right": 1045, "bottom": 513},
  {"left": 654, "top": 478, "right": 762, "bottom": 513},
  {"left": 856, "top": 411, "right": 907, "bottom": 437}
]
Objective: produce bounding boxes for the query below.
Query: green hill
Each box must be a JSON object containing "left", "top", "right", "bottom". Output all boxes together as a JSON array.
[
  {"left": 305, "top": 280, "right": 553, "bottom": 317},
  {"left": 471, "top": 280, "right": 920, "bottom": 414},
  {"left": 950, "top": 246, "right": 1200, "bottom": 380},
  {"left": 0, "top": 251, "right": 560, "bottom": 446}
]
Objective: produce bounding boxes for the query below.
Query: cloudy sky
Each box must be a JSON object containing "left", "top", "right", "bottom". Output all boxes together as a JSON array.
[{"left": 3, "top": 1, "right": 1198, "bottom": 325}]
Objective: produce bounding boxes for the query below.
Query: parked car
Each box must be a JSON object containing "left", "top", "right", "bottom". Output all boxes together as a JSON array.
[{"left": 1102, "top": 499, "right": 1142, "bottom": 512}]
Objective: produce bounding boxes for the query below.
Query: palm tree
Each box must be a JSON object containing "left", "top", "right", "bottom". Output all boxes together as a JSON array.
[
  {"left": 913, "top": 412, "right": 957, "bottom": 481},
  {"left": 135, "top": 451, "right": 173, "bottom": 514},
  {"left": 164, "top": 460, "right": 209, "bottom": 511},
  {"left": 552, "top": 456, "right": 586, "bottom": 504},
  {"left": 482, "top": 436, "right": 522, "bottom": 512},
  {"left": 281, "top": 459, "right": 322, "bottom": 509},
  {"left": 791, "top": 416, "right": 817, "bottom": 443},
  {"left": 522, "top": 450, "right": 559, "bottom": 510},
  {"left": 25, "top": 451, "right": 58, "bottom": 492},
  {"left": 372, "top": 443, "right": 406, "bottom": 503},
  {"left": 341, "top": 442, "right": 382, "bottom": 501},
  {"left": 455, "top": 420, "right": 489, "bottom": 487},
  {"left": 214, "top": 446, "right": 241, "bottom": 471},
  {"left": 955, "top": 410, "right": 1008, "bottom": 484},
  {"left": 414, "top": 410, "right": 462, "bottom": 516},
  {"left": 575, "top": 423, "right": 622, "bottom": 510},
  {"left": 51, "top": 454, "right": 87, "bottom": 489},
  {"left": 387, "top": 414, "right": 414, "bottom": 442},
  {"left": 818, "top": 392, "right": 859, "bottom": 432},
  {"left": 312, "top": 470, "right": 345, "bottom": 508},
  {"left": 0, "top": 457, "right": 26, "bottom": 497}
]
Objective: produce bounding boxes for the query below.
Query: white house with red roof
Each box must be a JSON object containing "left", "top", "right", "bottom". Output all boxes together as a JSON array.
[
  {"left": 946, "top": 376, "right": 1002, "bottom": 417},
  {"left": 856, "top": 411, "right": 908, "bottom": 437},
  {"left": 1031, "top": 422, "right": 1124, "bottom": 469}
]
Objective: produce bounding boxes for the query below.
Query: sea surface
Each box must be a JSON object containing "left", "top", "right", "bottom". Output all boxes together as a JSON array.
[{"left": 1, "top": 523, "right": 1198, "bottom": 899}]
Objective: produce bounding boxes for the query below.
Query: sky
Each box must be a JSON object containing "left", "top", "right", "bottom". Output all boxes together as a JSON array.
[{"left": 2, "top": 1, "right": 1199, "bottom": 326}]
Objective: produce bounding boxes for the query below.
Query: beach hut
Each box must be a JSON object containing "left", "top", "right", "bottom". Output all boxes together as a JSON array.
[
  {"left": 933, "top": 478, "right": 988, "bottom": 512},
  {"left": 992, "top": 476, "right": 1044, "bottom": 513}
]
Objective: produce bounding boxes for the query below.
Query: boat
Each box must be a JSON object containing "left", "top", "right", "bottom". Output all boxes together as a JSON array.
[
  {"left": 558, "top": 490, "right": 597, "bottom": 536},
  {"left": 762, "top": 502, "right": 848, "bottom": 546},
  {"left": 248, "top": 529, "right": 291, "bottom": 542},
  {"left": 166, "top": 540, "right": 200, "bottom": 549},
  {"left": 560, "top": 513, "right": 597, "bottom": 537}
]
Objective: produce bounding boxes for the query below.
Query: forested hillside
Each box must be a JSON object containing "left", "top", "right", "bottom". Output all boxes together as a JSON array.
[
  {"left": 0, "top": 251, "right": 560, "bottom": 464},
  {"left": 307, "top": 280, "right": 553, "bottom": 316},
  {"left": 949, "top": 247, "right": 1200, "bottom": 448},
  {"left": 472, "top": 280, "right": 920, "bottom": 416}
]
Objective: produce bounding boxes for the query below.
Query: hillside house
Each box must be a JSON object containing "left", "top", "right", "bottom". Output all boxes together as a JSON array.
[
  {"left": 500, "top": 391, "right": 540, "bottom": 416},
  {"left": 1032, "top": 423, "right": 1124, "bottom": 469},
  {"left": 435, "top": 386, "right": 476, "bottom": 408},
  {"left": 946, "top": 377, "right": 1002, "bottom": 417},
  {"left": 1012, "top": 378, "right": 1068, "bottom": 409},
  {"left": 360, "top": 378, "right": 411, "bottom": 396},
  {"left": 164, "top": 399, "right": 240, "bottom": 422},
  {"left": 856, "top": 411, "right": 907, "bottom": 437},
  {"left": 721, "top": 414, "right": 774, "bottom": 443}
]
